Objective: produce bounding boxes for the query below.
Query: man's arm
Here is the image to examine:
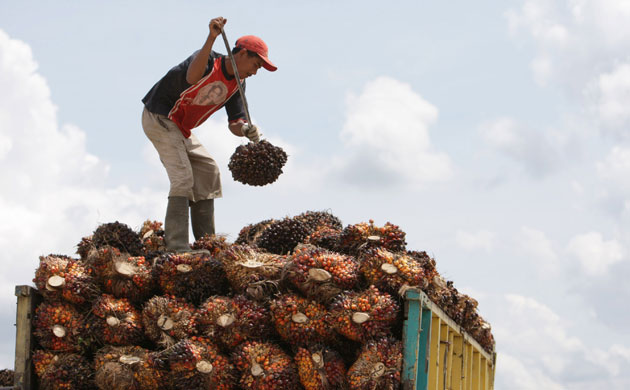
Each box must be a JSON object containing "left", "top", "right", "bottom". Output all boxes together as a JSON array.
[{"left": 186, "top": 17, "right": 226, "bottom": 85}]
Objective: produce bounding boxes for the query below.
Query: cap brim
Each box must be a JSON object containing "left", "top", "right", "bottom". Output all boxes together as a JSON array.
[{"left": 260, "top": 55, "right": 277, "bottom": 72}]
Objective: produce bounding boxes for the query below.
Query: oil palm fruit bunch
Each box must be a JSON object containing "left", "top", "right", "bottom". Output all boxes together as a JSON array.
[
  {"left": 153, "top": 252, "right": 229, "bottom": 305},
  {"left": 33, "top": 301, "right": 86, "bottom": 352},
  {"left": 293, "top": 210, "right": 343, "bottom": 233},
  {"left": 91, "top": 294, "right": 144, "bottom": 346},
  {"left": 232, "top": 341, "right": 300, "bottom": 390},
  {"left": 338, "top": 220, "right": 407, "bottom": 256},
  {"left": 76, "top": 236, "right": 94, "bottom": 261},
  {"left": 329, "top": 285, "right": 399, "bottom": 343},
  {"left": 294, "top": 345, "right": 347, "bottom": 390},
  {"left": 142, "top": 295, "right": 197, "bottom": 347},
  {"left": 347, "top": 338, "right": 402, "bottom": 390},
  {"left": 469, "top": 319, "right": 495, "bottom": 353},
  {"left": 93, "top": 221, "right": 144, "bottom": 256},
  {"left": 407, "top": 250, "right": 438, "bottom": 281},
  {"left": 269, "top": 293, "right": 336, "bottom": 347},
  {"left": 33, "top": 350, "right": 59, "bottom": 377},
  {"left": 257, "top": 217, "right": 311, "bottom": 255},
  {"left": 87, "top": 246, "right": 155, "bottom": 303},
  {"left": 191, "top": 234, "right": 230, "bottom": 256},
  {"left": 228, "top": 140, "right": 288, "bottom": 186},
  {"left": 285, "top": 244, "right": 359, "bottom": 304},
  {"left": 0, "top": 369, "right": 13, "bottom": 386},
  {"left": 235, "top": 218, "right": 276, "bottom": 246},
  {"left": 219, "top": 245, "right": 286, "bottom": 300},
  {"left": 139, "top": 220, "right": 166, "bottom": 253},
  {"left": 164, "top": 337, "right": 235, "bottom": 390},
  {"left": 37, "top": 353, "right": 93, "bottom": 390},
  {"left": 34, "top": 254, "right": 97, "bottom": 306},
  {"left": 304, "top": 227, "right": 342, "bottom": 252},
  {"left": 196, "top": 295, "right": 272, "bottom": 350},
  {"left": 359, "top": 247, "right": 427, "bottom": 296},
  {"left": 94, "top": 345, "right": 165, "bottom": 390}
]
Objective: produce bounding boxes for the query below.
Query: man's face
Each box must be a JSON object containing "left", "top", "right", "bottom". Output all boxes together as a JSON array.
[{"left": 236, "top": 52, "right": 264, "bottom": 78}]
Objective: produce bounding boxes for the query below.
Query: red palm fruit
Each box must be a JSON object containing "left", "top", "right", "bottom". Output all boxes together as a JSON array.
[
  {"left": 163, "top": 337, "right": 235, "bottom": 390},
  {"left": 329, "top": 286, "right": 399, "bottom": 343},
  {"left": 359, "top": 247, "right": 427, "bottom": 296},
  {"left": 469, "top": 318, "right": 495, "bottom": 353},
  {"left": 191, "top": 234, "right": 230, "bottom": 256},
  {"left": 269, "top": 293, "right": 336, "bottom": 347},
  {"left": 153, "top": 252, "right": 229, "bottom": 305},
  {"left": 285, "top": 244, "right": 359, "bottom": 304},
  {"left": 407, "top": 250, "right": 438, "bottom": 281},
  {"left": 91, "top": 294, "right": 144, "bottom": 346},
  {"left": 142, "top": 295, "right": 197, "bottom": 347},
  {"left": 76, "top": 235, "right": 94, "bottom": 261},
  {"left": 304, "top": 227, "right": 342, "bottom": 252},
  {"left": 87, "top": 245, "right": 155, "bottom": 303},
  {"left": 94, "top": 345, "right": 165, "bottom": 390},
  {"left": 294, "top": 345, "right": 347, "bottom": 390},
  {"left": 235, "top": 219, "right": 276, "bottom": 246},
  {"left": 196, "top": 295, "right": 272, "bottom": 350},
  {"left": 37, "top": 353, "right": 93, "bottom": 390},
  {"left": 33, "top": 254, "right": 98, "bottom": 306},
  {"left": 219, "top": 245, "right": 286, "bottom": 301},
  {"left": 257, "top": 217, "right": 311, "bottom": 255},
  {"left": 347, "top": 338, "right": 402, "bottom": 390},
  {"left": 338, "top": 220, "right": 406, "bottom": 256},
  {"left": 33, "top": 301, "right": 86, "bottom": 352},
  {"left": 92, "top": 221, "right": 144, "bottom": 256},
  {"left": 32, "top": 350, "right": 59, "bottom": 377},
  {"left": 140, "top": 220, "right": 166, "bottom": 253},
  {"left": 228, "top": 140, "right": 288, "bottom": 187},
  {"left": 232, "top": 341, "right": 300, "bottom": 390},
  {"left": 293, "top": 210, "right": 343, "bottom": 234}
]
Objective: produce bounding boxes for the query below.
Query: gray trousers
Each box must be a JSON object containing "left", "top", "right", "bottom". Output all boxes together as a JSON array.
[{"left": 142, "top": 107, "right": 222, "bottom": 201}]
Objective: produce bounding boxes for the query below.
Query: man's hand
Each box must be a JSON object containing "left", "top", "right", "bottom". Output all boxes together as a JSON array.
[
  {"left": 209, "top": 17, "right": 227, "bottom": 39},
  {"left": 241, "top": 124, "right": 260, "bottom": 143}
]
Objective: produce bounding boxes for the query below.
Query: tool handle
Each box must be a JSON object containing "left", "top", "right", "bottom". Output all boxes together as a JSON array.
[{"left": 220, "top": 28, "right": 252, "bottom": 126}]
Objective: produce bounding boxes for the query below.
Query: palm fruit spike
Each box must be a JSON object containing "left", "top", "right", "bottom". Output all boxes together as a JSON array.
[
  {"left": 304, "top": 227, "right": 342, "bottom": 252},
  {"left": 219, "top": 245, "right": 286, "bottom": 301},
  {"left": 285, "top": 244, "right": 359, "bottom": 304},
  {"left": 235, "top": 219, "right": 276, "bottom": 246},
  {"left": 347, "top": 338, "right": 402, "bottom": 390},
  {"left": 87, "top": 245, "right": 155, "bottom": 303},
  {"left": 0, "top": 369, "right": 13, "bottom": 386},
  {"left": 329, "top": 285, "right": 399, "bottom": 343},
  {"left": 37, "top": 353, "right": 93, "bottom": 390},
  {"left": 269, "top": 293, "right": 336, "bottom": 347},
  {"left": 407, "top": 250, "right": 438, "bottom": 281},
  {"left": 228, "top": 139, "right": 288, "bottom": 186},
  {"left": 33, "top": 301, "right": 86, "bottom": 352},
  {"left": 359, "top": 247, "right": 427, "bottom": 296},
  {"left": 92, "top": 221, "right": 144, "bottom": 256},
  {"left": 293, "top": 210, "right": 343, "bottom": 233},
  {"left": 257, "top": 217, "right": 311, "bottom": 255},
  {"left": 153, "top": 252, "right": 230, "bottom": 305},
  {"left": 232, "top": 341, "right": 300, "bottom": 390},
  {"left": 294, "top": 345, "right": 347, "bottom": 390},
  {"left": 140, "top": 220, "right": 166, "bottom": 253},
  {"left": 33, "top": 254, "right": 97, "bottom": 306},
  {"left": 91, "top": 294, "right": 144, "bottom": 346},
  {"left": 76, "top": 235, "right": 94, "bottom": 261},
  {"left": 196, "top": 295, "right": 272, "bottom": 350},
  {"left": 191, "top": 233, "right": 230, "bottom": 256},
  {"left": 338, "top": 220, "right": 407, "bottom": 256},
  {"left": 163, "top": 337, "right": 235, "bottom": 390},
  {"left": 142, "top": 295, "right": 197, "bottom": 347},
  {"left": 94, "top": 345, "right": 165, "bottom": 390}
]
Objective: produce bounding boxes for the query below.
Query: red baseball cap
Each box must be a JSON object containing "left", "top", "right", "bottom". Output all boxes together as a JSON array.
[{"left": 235, "top": 35, "right": 277, "bottom": 72}]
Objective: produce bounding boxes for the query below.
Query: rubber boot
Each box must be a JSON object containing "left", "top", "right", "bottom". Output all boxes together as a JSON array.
[
  {"left": 164, "top": 196, "right": 193, "bottom": 253},
  {"left": 190, "top": 199, "right": 215, "bottom": 241}
]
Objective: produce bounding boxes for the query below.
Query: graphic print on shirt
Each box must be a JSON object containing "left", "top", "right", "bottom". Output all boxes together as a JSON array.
[{"left": 193, "top": 81, "right": 228, "bottom": 106}]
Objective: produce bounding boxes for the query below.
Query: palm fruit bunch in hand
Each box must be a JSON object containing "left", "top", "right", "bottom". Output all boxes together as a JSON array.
[
  {"left": 191, "top": 233, "right": 230, "bottom": 256},
  {"left": 285, "top": 244, "right": 359, "bottom": 304},
  {"left": 87, "top": 246, "right": 155, "bottom": 303},
  {"left": 94, "top": 345, "right": 165, "bottom": 390},
  {"left": 228, "top": 139, "right": 288, "bottom": 186},
  {"left": 329, "top": 285, "right": 399, "bottom": 343},
  {"left": 196, "top": 295, "right": 272, "bottom": 350},
  {"left": 90, "top": 294, "right": 144, "bottom": 346},
  {"left": 235, "top": 218, "right": 276, "bottom": 246},
  {"left": 33, "top": 254, "right": 97, "bottom": 306},
  {"left": 219, "top": 245, "right": 286, "bottom": 301},
  {"left": 269, "top": 293, "right": 336, "bottom": 347},
  {"left": 163, "top": 337, "right": 235, "bottom": 390},
  {"left": 359, "top": 247, "right": 427, "bottom": 296},
  {"left": 232, "top": 341, "right": 300, "bottom": 390},
  {"left": 142, "top": 295, "right": 197, "bottom": 347},
  {"left": 33, "top": 301, "right": 87, "bottom": 352},
  {"left": 153, "top": 252, "right": 229, "bottom": 305},
  {"left": 294, "top": 345, "right": 348, "bottom": 390},
  {"left": 257, "top": 217, "right": 311, "bottom": 255},
  {"left": 347, "top": 338, "right": 402, "bottom": 390},
  {"left": 338, "top": 220, "right": 407, "bottom": 256},
  {"left": 92, "top": 221, "right": 144, "bottom": 256},
  {"left": 37, "top": 353, "right": 93, "bottom": 390},
  {"left": 139, "top": 219, "right": 166, "bottom": 253}
]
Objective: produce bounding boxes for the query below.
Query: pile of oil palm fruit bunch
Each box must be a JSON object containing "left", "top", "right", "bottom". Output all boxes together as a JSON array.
[
  {"left": 25, "top": 211, "right": 493, "bottom": 390},
  {"left": 228, "top": 140, "right": 288, "bottom": 186}
]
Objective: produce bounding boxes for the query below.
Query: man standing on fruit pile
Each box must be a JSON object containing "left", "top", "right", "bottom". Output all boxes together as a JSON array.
[{"left": 141, "top": 17, "right": 277, "bottom": 252}]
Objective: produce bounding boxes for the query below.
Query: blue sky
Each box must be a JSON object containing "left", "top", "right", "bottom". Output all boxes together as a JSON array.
[{"left": 1, "top": 1, "right": 630, "bottom": 388}]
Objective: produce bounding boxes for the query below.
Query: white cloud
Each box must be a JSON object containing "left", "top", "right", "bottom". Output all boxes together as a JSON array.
[
  {"left": 517, "top": 227, "right": 560, "bottom": 276},
  {"left": 566, "top": 232, "right": 624, "bottom": 276},
  {"left": 590, "top": 63, "right": 630, "bottom": 129},
  {"left": 455, "top": 229, "right": 495, "bottom": 252}
]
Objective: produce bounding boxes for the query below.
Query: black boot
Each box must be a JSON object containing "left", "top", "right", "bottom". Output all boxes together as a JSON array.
[{"left": 190, "top": 199, "right": 215, "bottom": 241}]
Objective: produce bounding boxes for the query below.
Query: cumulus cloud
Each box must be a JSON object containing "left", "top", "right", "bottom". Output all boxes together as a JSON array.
[
  {"left": 595, "top": 146, "right": 630, "bottom": 215},
  {"left": 517, "top": 227, "right": 561, "bottom": 277},
  {"left": 455, "top": 229, "right": 495, "bottom": 252},
  {"left": 332, "top": 77, "right": 452, "bottom": 188},
  {"left": 566, "top": 232, "right": 624, "bottom": 276}
]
